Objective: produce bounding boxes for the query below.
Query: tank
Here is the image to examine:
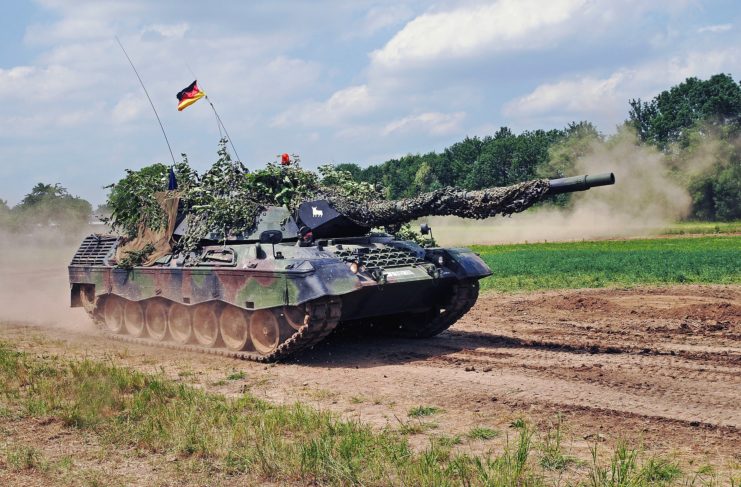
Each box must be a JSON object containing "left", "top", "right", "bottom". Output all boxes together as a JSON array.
[{"left": 68, "top": 172, "right": 615, "bottom": 362}]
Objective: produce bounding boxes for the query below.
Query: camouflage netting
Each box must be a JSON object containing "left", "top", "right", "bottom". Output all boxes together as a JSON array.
[
  {"left": 106, "top": 139, "right": 554, "bottom": 255},
  {"left": 325, "top": 179, "right": 550, "bottom": 229}
]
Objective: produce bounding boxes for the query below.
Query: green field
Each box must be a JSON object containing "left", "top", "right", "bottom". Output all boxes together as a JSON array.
[
  {"left": 471, "top": 236, "right": 741, "bottom": 292},
  {"left": 662, "top": 220, "right": 741, "bottom": 235}
]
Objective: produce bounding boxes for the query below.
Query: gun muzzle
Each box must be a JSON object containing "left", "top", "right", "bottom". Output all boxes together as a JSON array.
[{"left": 546, "top": 172, "right": 615, "bottom": 195}]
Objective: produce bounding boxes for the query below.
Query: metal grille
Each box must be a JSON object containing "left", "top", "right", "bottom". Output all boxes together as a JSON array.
[
  {"left": 70, "top": 235, "right": 118, "bottom": 266},
  {"left": 332, "top": 246, "right": 424, "bottom": 269}
]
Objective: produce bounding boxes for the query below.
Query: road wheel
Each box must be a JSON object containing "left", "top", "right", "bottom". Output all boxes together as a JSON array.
[
  {"left": 145, "top": 300, "right": 169, "bottom": 341},
  {"left": 193, "top": 304, "right": 220, "bottom": 347},
  {"left": 168, "top": 304, "right": 193, "bottom": 344},
  {"left": 279, "top": 305, "right": 306, "bottom": 331},
  {"left": 124, "top": 300, "right": 146, "bottom": 337},
  {"left": 219, "top": 306, "right": 252, "bottom": 351},
  {"left": 250, "top": 309, "right": 281, "bottom": 355},
  {"left": 103, "top": 295, "right": 125, "bottom": 334}
]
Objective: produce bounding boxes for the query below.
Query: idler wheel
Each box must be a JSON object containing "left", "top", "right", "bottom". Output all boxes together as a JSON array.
[
  {"left": 168, "top": 304, "right": 194, "bottom": 344},
  {"left": 145, "top": 300, "right": 169, "bottom": 341},
  {"left": 219, "top": 306, "right": 252, "bottom": 351},
  {"left": 124, "top": 300, "right": 146, "bottom": 337},
  {"left": 250, "top": 309, "right": 281, "bottom": 355},
  {"left": 193, "top": 304, "right": 220, "bottom": 347},
  {"left": 280, "top": 305, "right": 306, "bottom": 331},
  {"left": 103, "top": 296, "right": 125, "bottom": 334}
]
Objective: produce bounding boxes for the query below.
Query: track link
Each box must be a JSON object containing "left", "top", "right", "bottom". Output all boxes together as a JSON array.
[{"left": 89, "top": 297, "right": 341, "bottom": 363}]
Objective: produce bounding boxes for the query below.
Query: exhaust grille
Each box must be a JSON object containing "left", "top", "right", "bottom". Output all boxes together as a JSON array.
[
  {"left": 333, "top": 246, "right": 424, "bottom": 269},
  {"left": 70, "top": 235, "right": 118, "bottom": 266}
]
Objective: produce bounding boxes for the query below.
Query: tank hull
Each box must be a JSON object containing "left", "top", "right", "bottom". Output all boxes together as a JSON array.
[{"left": 69, "top": 234, "right": 490, "bottom": 361}]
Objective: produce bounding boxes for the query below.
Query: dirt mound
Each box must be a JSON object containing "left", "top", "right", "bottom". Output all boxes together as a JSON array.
[{"left": 665, "top": 301, "right": 740, "bottom": 322}]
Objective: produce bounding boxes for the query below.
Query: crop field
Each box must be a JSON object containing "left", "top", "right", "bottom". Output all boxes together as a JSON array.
[{"left": 473, "top": 235, "right": 741, "bottom": 292}]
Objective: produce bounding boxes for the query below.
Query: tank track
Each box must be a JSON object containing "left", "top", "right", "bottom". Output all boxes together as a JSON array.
[
  {"left": 87, "top": 297, "right": 341, "bottom": 363},
  {"left": 382, "top": 279, "right": 480, "bottom": 338}
]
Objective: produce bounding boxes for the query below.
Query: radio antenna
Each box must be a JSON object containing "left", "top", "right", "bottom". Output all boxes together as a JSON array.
[{"left": 115, "top": 36, "right": 177, "bottom": 165}]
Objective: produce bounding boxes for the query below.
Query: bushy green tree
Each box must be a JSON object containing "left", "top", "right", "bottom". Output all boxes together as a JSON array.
[
  {"left": 629, "top": 74, "right": 741, "bottom": 220},
  {"left": 14, "top": 183, "right": 92, "bottom": 233},
  {"left": 628, "top": 73, "right": 741, "bottom": 149}
]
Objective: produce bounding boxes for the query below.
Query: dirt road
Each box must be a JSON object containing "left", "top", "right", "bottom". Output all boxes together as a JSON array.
[{"left": 1, "top": 284, "right": 739, "bottom": 476}]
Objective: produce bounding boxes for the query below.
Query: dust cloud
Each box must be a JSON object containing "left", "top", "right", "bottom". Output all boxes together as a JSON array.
[
  {"left": 427, "top": 130, "right": 698, "bottom": 245},
  {"left": 0, "top": 229, "right": 94, "bottom": 331}
]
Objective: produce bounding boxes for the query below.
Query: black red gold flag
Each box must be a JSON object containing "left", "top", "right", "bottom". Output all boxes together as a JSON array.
[{"left": 176, "top": 80, "right": 205, "bottom": 111}]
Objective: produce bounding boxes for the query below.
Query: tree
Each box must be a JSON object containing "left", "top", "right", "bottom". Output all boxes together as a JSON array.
[
  {"left": 0, "top": 198, "right": 10, "bottom": 229},
  {"left": 628, "top": 74, "right": 741, "bottom": 148},
  {"left": 539, "top": 122, "right": 602, "bottom": 178},
  {"left": 14, "top": 183, "right": 92, "bottom": 233}
]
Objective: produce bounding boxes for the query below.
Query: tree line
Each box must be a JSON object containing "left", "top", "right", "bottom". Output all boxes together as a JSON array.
[{"left": 0, "top": 183, "right": 92, "bottom": 235}]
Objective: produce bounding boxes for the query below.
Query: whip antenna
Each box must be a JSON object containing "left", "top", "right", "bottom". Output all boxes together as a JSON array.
[{"left": 115, "top": 36, "right": 177, "bottom": 165}]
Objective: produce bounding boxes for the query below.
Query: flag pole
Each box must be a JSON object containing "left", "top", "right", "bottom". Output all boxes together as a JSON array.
[
  {"left": 205, "top": 95, "right": 241, "bottom": 163},
  {"left": 115, "top": 36, "right": 177, "bottom": 166},
  {"left": 184, "top": 63, "right": 242, "bottom": 163}
]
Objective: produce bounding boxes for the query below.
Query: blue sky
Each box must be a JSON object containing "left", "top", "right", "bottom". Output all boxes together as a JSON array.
[{"left": 1, "top": 0, "right": 739, "bottom": 206}]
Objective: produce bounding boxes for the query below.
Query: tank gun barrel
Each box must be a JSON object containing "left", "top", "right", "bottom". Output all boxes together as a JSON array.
[
  {"left": 546, "top": 172, "right": 615, "bottom": 195},
  {"left": 299, "top": 172, "right": 615, "bottom": 238}
]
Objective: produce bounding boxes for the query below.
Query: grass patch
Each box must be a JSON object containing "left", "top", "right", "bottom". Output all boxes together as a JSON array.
[
  {"left": 3, "top": 443, "right": 45, "bottom": 471},
  {"left": 589, "top": 443, "right": 683, "bottom": 486},
  {"left": 408, "top": 405, "right": 443, "bottom": 417},
  {"left": 398, "top": 420, "right": 438, "bottom": 435},
  {"left": 538, "top": 416, "right": 575, "bottom": 471},
  {"left": 434, "top": 435, "right": 463, "bottom": 447},
  {"left": 226, "top": 370, "right": 246, "bottom": 381},
  {"left": 471, "top": 236, "right": 741, "bottom": 292},
  {"left": 510, "top": 418, "right": 527, "bottom": 429},
  {"left": 468, "top": 426, "right": 500, "bottom": 440},
  {"left": 662, "top": 220, "right": 741, "bottom": 235},
  {"left": 0, "top": 341, "right": 731, "bottom": 486}
]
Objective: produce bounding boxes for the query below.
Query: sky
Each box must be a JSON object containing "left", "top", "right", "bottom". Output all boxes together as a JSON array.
[{"left": 0, "top": 0, "right": 739, "bottom": 206}]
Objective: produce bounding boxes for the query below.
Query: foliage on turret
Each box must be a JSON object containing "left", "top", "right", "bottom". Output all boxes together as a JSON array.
[{"left": 105, "top": 138, "right": 553, "bottom": 252}]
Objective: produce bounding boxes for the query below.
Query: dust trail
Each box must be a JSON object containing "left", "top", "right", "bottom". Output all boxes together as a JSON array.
[
  {"left": 427, "top": 130, "right": 697, "bottom": 245},
  {"left": 0, "top": 229, "right": 94, "bottom": 331}
]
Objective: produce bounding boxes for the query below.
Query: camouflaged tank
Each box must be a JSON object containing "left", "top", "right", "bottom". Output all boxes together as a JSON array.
[{"left": 69, "top": 172, "right": 614, "bottom": 361}]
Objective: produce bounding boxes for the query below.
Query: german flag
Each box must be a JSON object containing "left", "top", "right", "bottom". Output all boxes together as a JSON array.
[{"left": 176, "top": 80, "right": 205, "bottom": 111}]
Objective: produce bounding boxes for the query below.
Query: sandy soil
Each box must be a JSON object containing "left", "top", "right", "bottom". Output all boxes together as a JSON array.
[{"left": 1, "top": 284, "right": 739, "bottom": 484}]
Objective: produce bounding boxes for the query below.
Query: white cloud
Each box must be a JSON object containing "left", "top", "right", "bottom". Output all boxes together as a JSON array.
[
  {"left": 697, "top": 23, "right": 732, "bottom": 34},
  {"left": 382, "top": 111, "right": 465, "bottom": 136},
  {"left": 360, "top": 5, "right": 414, "bottom": 36},
  {"left": 371, "top": 0, "right": 587, "bottom": 68},
  {"left": 0, "top": 64, "right": 97, "bottom": 103},
  {"left": 272, "top": 85, "right": 377, "bottom": 127},
  {"left": 142, "top": 22, "right": 190, "bottom": 39},
  {"left": 24, "top": 1, "right": 144, "bottom": 44},
  {"left": 502, "top": 48, "right": 741, "bottom": 128},
  {"left": 112, "top": 92, "right": 147, "bottom": 123},
  {"left": 503, "top": 72, "right": 627, "bottom": 117}
]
